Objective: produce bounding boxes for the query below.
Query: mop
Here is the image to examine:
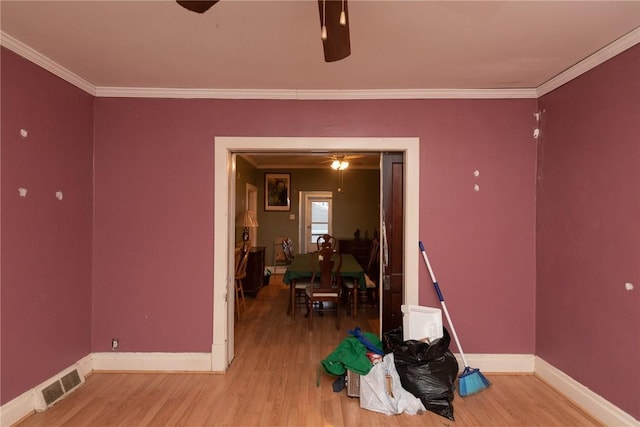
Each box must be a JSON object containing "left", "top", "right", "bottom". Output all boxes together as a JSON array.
[{"left": 418, "top": 241, "right": 491, "bottom": 397}]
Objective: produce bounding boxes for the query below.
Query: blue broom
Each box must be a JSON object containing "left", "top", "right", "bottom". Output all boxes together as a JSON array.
[{"left": 419, "top": 241, "right": 491, "bottom": 397}]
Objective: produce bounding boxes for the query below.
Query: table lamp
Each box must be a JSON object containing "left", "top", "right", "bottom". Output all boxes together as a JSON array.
[{"left": 236, "top": 210, "right": 259, "bottom": 250}]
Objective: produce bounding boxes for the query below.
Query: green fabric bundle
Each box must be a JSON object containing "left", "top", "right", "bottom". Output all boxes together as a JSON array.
[{"left": 321, "top": 332, "right": 382, "bottom": 376}]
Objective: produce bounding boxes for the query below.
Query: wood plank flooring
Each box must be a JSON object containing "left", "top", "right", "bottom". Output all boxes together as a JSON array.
[{"left": 16, "top": 275, "right": 602, "bottom": 427}]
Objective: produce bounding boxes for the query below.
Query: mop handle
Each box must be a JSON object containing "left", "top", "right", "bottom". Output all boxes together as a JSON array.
[{"left": 419, "top": 241, "right": 470, "bottom": 368}]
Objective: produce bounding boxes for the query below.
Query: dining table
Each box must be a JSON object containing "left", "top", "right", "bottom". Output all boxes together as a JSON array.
[{"left": 283, "top": 252, "right": 365, "bottom": 318}]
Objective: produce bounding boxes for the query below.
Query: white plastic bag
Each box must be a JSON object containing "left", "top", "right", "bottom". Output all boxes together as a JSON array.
[{"left": 359, "top": 353, "right": 426, "bottom": 415}]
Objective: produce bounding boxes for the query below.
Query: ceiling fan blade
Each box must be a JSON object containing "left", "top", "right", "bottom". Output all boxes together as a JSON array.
[
  {"left": 318, "top": 0, "right": 351, "bottom": 62},
  {"left": 177, "top": 1, "right": 219, "bottom": 14}
]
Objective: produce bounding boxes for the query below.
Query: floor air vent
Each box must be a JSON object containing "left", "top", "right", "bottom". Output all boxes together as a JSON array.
[
  {"left": 41, "top": 381, "right": 64, "bottom": 406},
  {"left": 61, "top": 369, "right": 82, "bottom": 391},
  {"left": 35, "top": 365, "right": 85, "bottom": 411}
]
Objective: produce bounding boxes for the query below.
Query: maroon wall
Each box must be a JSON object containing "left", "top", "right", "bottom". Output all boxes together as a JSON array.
[
  {"left": 90, "top": 97, "right": 537, "bottom": 356},
  {"left": 417, "top": 99, "right": 537, "bottom": 353},
  {"left": 537, "top": 45, "right": 640, "bottom": 418},
  {"left": 1, "top": 49, "right": 94, "bottom": 403}
]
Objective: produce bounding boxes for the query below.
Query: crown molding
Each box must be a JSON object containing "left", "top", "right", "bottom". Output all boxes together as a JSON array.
[
  {"left": 296, "top": 88, "right": 538, "bottom": 99},
  {"left": 94, "top": 86, "right": 538, "bottom": 100},
  {"left": 537, "top": 27, "right": 640, "bottom": 97},
  {"left": 0, "top": 31, "right": 95, "bottom": 96},
  {"left": 3, "top": 28, "right": 638, "bottom": 101},
  {"left": 94, "top": 87, "right": 296, "bottom": 99}
]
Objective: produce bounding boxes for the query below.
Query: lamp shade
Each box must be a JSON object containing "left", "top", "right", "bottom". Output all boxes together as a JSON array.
[{"left": 236, "top": 210, "right": 259, "bottom": 228}]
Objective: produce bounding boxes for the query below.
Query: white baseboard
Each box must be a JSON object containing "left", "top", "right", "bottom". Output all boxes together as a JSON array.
[
  {"left": 535, "top": 357, "right": 640, "bottom": 427},
  {"left": 76, "top": 354, "right": 93, "bottom": 377},
  {"left": 211, "top": 344, "right": 227, "bottom": 372},
  {"left": 459, "top": 353, "right": 536, "bottom": 373},
  {"left": 0, "top": 388, "right": 36, "bottom": 427},
  {"left": 91, "top": 352, "right": 212, "bottom": 372}
]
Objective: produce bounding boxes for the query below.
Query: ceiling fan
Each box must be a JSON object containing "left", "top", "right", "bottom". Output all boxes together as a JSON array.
[
  {"left": 324, "top": 154, "right": 364, "bottom": 194},
  {"left": 176, "top": 0, "right": 351, "bottom": 62},
  {"left": 323, "top": 153, "right": 366, "bottom": 170}
]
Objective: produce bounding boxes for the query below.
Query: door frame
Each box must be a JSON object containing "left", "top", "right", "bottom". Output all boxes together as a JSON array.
[{"left": 213, "top": 137, "right": 419, "bottom": 371}]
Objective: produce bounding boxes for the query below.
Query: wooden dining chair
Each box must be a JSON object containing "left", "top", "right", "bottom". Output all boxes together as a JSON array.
[
  {"left": 342, "top": 238, "right": 379, "bottom": 317},
  {"left": 316, "top": 234, "right": 338, "bottom": 251},
  {"left": 282, "top": 238, "right": 294, "bottom": 264},
  {"left": 273, "top": 236, "right": 294, "bottom": 274},
  {"left": 305, "top": 246, "right": 342, "bottom": 330},
  {"left": 291, "top": 265, "right": 310, "bottom": 321},
  {"left": 234, "top": 247, "right": 249, "bottom": 320},
  {"left": 364, "top": 237, "right": 380, "bottom": 307},
  {"left": 342, "top": 275, "right": 358, "bottom": 320}
]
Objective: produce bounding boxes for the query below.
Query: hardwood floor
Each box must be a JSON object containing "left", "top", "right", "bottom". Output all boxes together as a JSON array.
[{"left": 16, "top": 275, "right": 602, "bottom": 427}]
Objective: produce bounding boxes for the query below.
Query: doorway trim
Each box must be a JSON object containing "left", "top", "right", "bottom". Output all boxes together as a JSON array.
[{"left": 213, "top": 137, "right": 419, "bottom": 371}]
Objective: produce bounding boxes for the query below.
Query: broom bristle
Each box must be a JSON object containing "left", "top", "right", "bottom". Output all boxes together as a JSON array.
[{"left": 458, "top": 366, "right": 491, "bottom": 397}]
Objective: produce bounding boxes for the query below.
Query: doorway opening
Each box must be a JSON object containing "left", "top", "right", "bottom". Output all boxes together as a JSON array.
[{"left": 213, "top": 137, "right": 419, "bottom": 371}]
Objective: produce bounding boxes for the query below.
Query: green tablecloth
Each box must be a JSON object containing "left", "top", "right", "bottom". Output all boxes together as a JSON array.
[{"left": 283, "top": 253, "right": 366, "bottom": 288}]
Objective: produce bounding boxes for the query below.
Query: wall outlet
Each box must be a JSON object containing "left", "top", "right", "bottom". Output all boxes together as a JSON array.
[{"left": 111, "top": 338, "right": 119, "bottom": 351}]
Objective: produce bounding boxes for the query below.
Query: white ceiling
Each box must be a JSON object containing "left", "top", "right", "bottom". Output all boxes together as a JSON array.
[{"left": 2, "top": 0, "right": 639, "bottom": 96}]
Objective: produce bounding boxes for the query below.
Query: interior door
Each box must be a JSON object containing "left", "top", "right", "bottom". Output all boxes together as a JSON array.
[
  {"left": 300, "top": 191, "right": 333, "bottom": 254},
  {"left": 381, "top": 152, "right": 404, "bottom": 334}
]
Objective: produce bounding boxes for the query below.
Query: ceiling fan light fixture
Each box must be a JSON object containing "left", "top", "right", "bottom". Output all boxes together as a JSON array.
[{"left": 331, "top": 160, "right": 349, "bottom": 170}]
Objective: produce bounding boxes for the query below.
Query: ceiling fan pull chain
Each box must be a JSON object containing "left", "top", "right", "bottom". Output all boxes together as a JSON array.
[{"left": 321, "top": 0, "right": 328, "bottom": 40}]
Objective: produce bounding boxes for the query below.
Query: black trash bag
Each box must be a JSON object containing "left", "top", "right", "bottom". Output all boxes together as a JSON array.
[{"left": 383, "top": 326, "right": 459, "bottom": 421}]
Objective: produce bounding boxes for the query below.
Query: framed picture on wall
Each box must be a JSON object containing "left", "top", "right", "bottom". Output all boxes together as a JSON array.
[{"left": 265, "top": 173, "right": 291, "bottom": 211}]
